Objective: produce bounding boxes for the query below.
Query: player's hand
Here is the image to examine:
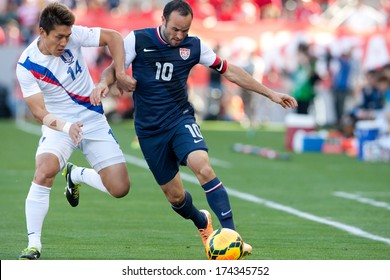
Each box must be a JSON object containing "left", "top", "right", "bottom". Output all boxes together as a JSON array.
[
  {"left": 270, "top": 92, "right": 298, "bottom": 109},
  {"left": 90, "top": 82, "right": 109, "bottom": 106},
  {"left": 116, "top": 72, "right": 137, "bottom": 93},
  {"left": 69, "top": 121, "right": 84, "bottom": 146}
]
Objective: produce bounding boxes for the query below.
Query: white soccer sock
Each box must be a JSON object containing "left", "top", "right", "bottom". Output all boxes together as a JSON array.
[
  {"left": 71, "top": 167, "right": 109, "bottom": 194},
  {"left": 25, "top": 182, "right": 51, "bottom": 252}
]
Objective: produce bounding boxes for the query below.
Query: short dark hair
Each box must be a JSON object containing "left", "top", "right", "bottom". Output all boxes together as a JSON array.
[
  {"left": 39, "top": 2, "right": 75, "bottom": 34},
  {"left": 163, "top": 0, "right": 193, "bottom": 22}
]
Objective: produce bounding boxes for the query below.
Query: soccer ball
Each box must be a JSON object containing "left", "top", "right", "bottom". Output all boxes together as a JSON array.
[{"left": 205, "top": 228, "right": 244, "bottom": 260}]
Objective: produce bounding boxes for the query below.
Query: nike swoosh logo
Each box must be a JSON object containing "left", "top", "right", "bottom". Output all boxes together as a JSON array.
[
  {"left": 221, "top": 209, "right": 232, "bottom": 216},
  {"left": 216, "top": 61, "right": 224, "bottom": 72},
  {"left": 143, "top": 48, "right": 156, "bottom": 52},
  {"left": 194, "top": 139, "right": 203, "bottom": 143}
]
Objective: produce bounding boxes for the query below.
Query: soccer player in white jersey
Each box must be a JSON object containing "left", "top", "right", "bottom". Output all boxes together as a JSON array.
[
  {"left": 92, "top": 0, "right": 297, "bottom": 259},
  {"left": 15, "top": 2, "right": 136, "bottom": 260}
]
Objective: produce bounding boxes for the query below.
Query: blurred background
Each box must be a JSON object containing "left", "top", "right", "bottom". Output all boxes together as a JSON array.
[
  {"left": 0, "top": 0, "right": 389, "bottom": 159},
  {"left": 1, "top": 1, "right": 389, "bottom": 263}
]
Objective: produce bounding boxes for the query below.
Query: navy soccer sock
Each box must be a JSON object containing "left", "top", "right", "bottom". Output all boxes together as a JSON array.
[
  {"left": 202, "top": 177, "right": 235, "bottom": 230},
  {"left": 171, "top": 191, "right": 207, "bottom": 229}
]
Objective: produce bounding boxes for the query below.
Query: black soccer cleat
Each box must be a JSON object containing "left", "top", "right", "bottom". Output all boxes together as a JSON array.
[
  {"left": 62, "top": 162, "right": 81, "bottom": 207},
  {"left": 19, "top": 247, "right": 41, "bottom": 260}
]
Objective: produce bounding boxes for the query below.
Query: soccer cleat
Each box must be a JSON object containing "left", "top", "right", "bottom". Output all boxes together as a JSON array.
[
  {"left": 19, "top": 247, "right": 40, "bottom": 260},
  {"left": 198, "top": 210, "right": 214, "bottom": 247},
  {"left": 62, "top": 162, "right": 80, "bottom": 207},
  {"left": 241, "top": 242, "right": 253, "bottom": 258}
]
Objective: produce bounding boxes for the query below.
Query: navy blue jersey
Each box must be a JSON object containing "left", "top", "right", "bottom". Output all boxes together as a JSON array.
[{"left": 126, "top": 27, "right": 215, "bottom": 138}]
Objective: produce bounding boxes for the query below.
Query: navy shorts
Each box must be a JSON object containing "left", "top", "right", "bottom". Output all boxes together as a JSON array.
[{"left": 138, "top": 118, "right": 208, "bottom": 185}]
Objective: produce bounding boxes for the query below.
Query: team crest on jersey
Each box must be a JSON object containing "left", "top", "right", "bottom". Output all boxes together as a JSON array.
[
  {"left": 180, "top": 48, "right": 190, "bottom": 60},
  {"left": 60, "top": 49, "right": 74, "bottom": 65}
]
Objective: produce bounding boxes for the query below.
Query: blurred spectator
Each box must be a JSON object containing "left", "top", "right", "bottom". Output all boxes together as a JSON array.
[
  {"left": 380, "top": 63, "right": 390, "bottom": 134},
  {"left": 0, "top": 82, "right": 11, "bottom": 118},
  {"left": 107, "top": 0, "right": 120, "bottom": 10},
  {"left": 205, "top": 44, "right": 224, "bottom": 120},
  {"left": 255, "top": 0, "right": 282, "bottom": 19},
  {"left": 16, "top": 0, "right": 41, "bottom": 44},
  {"left": 375, "top": 73, "right": 390, "bottom": 134},
  {"left": 4, "top": 19, "right": 24, "bottom": 46},
  {"left": 217, "top": 0, "right": 239, "bottom": 21},
  {"left": 350, "top": 70, "right": 384, "bottom": 121},
  {"left": 0, "top": 0, "right": 22, "bottom": 46},
  {"left": 330, "top": 49, "right": 355, "bottom": 128},
  {"left": 378, "top": 63, "right": 390, "bottom": 111},
  {"left": 191, "top": 0, "right": 217, "bottom": 20},
  {"left": 288, "top": 42, "right": 320, "bottom": 114},
  {"left": 0, "top": 1, "right": 19, "bottom": 27},
  {"left": 239, "top": 50, "right": 265, "bottom": 126},
  {"left": 294, "top": 0, "right": 322, "bottom": 22},
  {"left": 342, "top": 69, "right": 385, "bottom": 136}
]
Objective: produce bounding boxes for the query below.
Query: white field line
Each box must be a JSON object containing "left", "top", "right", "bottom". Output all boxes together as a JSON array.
[
  {"left": 17, "top": 121, "right": 390, "bottom": 246},
  {"left": 125, "top": 154, "right": 390, "bottom": 246},
  {"left": 334, "top": 191, "right": 390, "bottom": 211},
  {"left": 209, "top": 157, "right": 232, "bottom": 168}
]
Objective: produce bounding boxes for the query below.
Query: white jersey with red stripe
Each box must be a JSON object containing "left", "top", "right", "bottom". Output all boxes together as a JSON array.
[{"left": 16, "top": 25, "right": 104, "bottom": 124}]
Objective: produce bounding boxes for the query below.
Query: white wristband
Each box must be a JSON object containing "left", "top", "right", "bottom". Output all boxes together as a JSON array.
[{"left": 62, "top": 122, "right": 72, "bottom": 134}]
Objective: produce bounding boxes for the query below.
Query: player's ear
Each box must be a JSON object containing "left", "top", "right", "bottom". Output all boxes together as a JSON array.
[{"left": 39, "top": 27, "right": 47, "bottom": 37}]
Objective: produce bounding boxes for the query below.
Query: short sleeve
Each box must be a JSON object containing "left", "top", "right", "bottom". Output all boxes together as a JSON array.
[
  {"left": 199, "top": 40, "right": 217, "bottom": 67},
  {"left": 16, "top": 63, "right": 41, "bottom": 98},
  {"left": 124, "top": 31, "right": 136, "bottom": 69}
]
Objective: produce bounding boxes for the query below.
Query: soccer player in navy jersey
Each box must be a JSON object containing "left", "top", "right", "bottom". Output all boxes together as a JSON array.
[{"left": 92, "top": 0, "right": 297, "bottom": 258}]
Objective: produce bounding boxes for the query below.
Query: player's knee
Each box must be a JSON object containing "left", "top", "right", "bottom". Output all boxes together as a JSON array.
[
  {"left": 108, "top": 181, "right": 130, "bottom": 198},
  {"left": 197, "top": 165, "right": 215, "bottom": 182},
  {"left": 169, "top": 195, "right": 181, "bottom": 205},
  {"left": 34, "top": 169, "right": 57, "bottom": 186},
  {"left": 163, "top": 188, "right": 185, "bottom": 205}
]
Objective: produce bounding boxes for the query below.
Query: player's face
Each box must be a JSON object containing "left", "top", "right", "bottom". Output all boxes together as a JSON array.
[
  {"left": 38, "top": 25, "right": 72, "bottom": 57},
  {"left": 161, "top": 11, "right": 192, "bottom": 47}
]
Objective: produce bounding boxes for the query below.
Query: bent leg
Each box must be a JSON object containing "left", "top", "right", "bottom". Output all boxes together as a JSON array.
[
  {"left": 99, "top": 163, "right": 130, "bottom": 198},
  {"left": 161, "top": 172, "right": 207, "bottom": 229},
  {"left": 187, "top": 150, "right": 235, "bottom": 229},
  {"left": 70, "top": 162, "right": 130, "bottom": 198}
]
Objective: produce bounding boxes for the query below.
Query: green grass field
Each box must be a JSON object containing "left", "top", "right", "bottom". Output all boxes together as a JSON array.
[{"left": 1, "top": 119, "right": 389, "bottom": 260}]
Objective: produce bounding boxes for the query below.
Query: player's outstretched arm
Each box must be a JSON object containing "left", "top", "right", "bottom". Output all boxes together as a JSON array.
[{"left": 222, "top": 63, "right": 298, "bottom": 109}]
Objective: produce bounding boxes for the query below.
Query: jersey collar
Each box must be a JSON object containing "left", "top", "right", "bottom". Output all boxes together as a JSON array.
[{"left": 156, "top": 26, "right": 169, "bottom": 46}]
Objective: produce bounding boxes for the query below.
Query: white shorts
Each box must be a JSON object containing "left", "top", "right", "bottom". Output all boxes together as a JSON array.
[{"left": 36, "top": 118, "right": 125, "bottom": 172}]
